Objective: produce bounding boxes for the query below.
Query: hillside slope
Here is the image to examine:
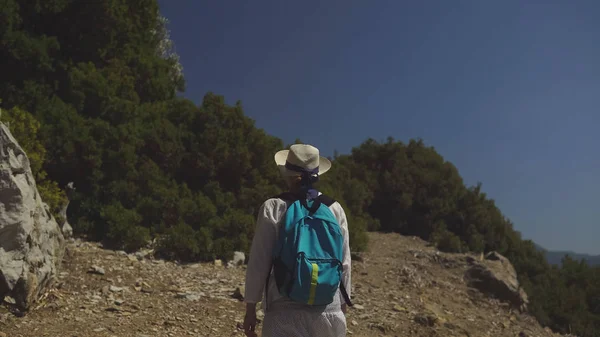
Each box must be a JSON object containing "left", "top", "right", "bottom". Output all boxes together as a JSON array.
[{"left": 1, "top": 233, "right": 574, "bottom": 337}]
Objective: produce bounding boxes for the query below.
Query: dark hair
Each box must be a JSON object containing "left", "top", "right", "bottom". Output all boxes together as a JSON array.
[
  {"left": 286, "top": 172, "right": 320, "bottom": 201},
  {"left": 300, "top": 171, "right": 319, "bottom": 189}
]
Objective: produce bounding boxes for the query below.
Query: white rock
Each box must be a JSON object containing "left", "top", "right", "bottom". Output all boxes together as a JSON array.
[
  {"left": 109, "top": 286, "right": 123, "bottom": 293},
  {"left": 0, "top": 123, "right": 65, "bottom": 309},
  {"left": 232, "top": 251, "right": 245, "bottom": 266}
]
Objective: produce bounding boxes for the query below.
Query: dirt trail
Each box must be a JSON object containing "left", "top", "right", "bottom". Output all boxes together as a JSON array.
[{"left": 1, "top": 232, "right": 569, "bottom": 337}]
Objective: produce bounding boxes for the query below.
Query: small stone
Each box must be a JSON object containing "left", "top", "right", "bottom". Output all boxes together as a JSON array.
[
  {"left": 101, "top": 285, "right": 110, "bottom": 296},
  {"left": 135, "top": 250, "right": 150, "bottom": 260},
  {"left": 353, "top": 304, "right": 365, "bottom": 310},
  {"left": 414, "top": 313, "right": 438, "bottom": 326},
  {"left": 109, "top": 286, "right": 123, "bottom": 293},
  {"left": 393, "top": 304, "right": 406, "bottom": 312},
  {"left": 175, "top": 292, "right": 202, "bottom": 301},
  {"left": 231, "top": 287, "right": 244, "bottom": 301},
  {"left": 88, "top": 265, "right": 105, "bottom": 275},
  {"left": 141, "top": 286, "right": 153, "bottom": 293},
  {"left": 370, "top": 323, "right": 387, "bottom": 333},
  {"left": 214, "top": 259, "right": 223, "bottom": 267}
]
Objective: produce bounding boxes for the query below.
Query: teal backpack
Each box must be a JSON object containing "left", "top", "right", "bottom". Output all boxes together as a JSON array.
[{"left": 266, "top": 192, "right": 353, "bottom": 308}]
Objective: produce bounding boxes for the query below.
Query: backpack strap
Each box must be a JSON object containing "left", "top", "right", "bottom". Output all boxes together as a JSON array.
[
  {"left": 273, "top": 192, "right": 336, "bottom": 207},
  {"left": 309, "top": 194, "right": 352, "bottom": 306},
  {"left": 272, "top": 192, "right": 300, "bottom": 202},
  {"left": 273, "top": 192, "right": 321, "bottom": 214},
  {"left": 340, "top": 282, "right": 353, "bottom": 307},
  {"left": 298, "top": 197, "right": 320, "bottom": 214},
  {"left": 316, "top": 194, "right": 335, "bottom": 207},
  {"left": 264, "top": 192, "right": 297, "bottom": 312}
]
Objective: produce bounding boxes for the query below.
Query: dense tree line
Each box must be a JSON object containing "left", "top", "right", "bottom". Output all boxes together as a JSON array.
[{"left": 0, "top": 1, "right": 598, "bottom": 335}]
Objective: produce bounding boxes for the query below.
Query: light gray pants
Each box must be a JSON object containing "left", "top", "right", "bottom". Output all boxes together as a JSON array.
[{"left": 261, "top": 307, "right": 347, "bottom": 337}]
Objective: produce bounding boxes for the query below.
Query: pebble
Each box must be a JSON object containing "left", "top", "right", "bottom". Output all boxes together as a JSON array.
[
  {"left": 393, "top": 304, "right": 406, "bottom": 312},
  {"left": 88, "top": 265, "right": 105, "bottom": 275},
  {"left": 175, "top": 292, "right": 203, "bottom": 301}
]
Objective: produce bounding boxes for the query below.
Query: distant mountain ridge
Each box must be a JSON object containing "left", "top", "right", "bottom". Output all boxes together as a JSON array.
[{"left": 535, "top": 243, "right": 600, "bottom": 266}]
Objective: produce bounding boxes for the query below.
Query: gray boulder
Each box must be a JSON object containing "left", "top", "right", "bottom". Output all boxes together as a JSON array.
[
  {"left": 0, "top": 123, "right": 65, "bottom": 309},
  {"left": 465, "top": 251, "right": 529, "bottom": 311}
]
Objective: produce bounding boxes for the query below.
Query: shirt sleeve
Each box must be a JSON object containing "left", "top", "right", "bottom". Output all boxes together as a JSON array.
[
  {"left": 333, "top": 203, "right": 352, "bottom": 303},
  {"left": 244, "top": 200, "right": 277, "bottom": 304}
]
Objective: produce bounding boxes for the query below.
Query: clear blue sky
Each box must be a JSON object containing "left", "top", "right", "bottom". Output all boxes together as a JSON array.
[{"left": 157, "top": 1, "right": 600, "bottom": 254}]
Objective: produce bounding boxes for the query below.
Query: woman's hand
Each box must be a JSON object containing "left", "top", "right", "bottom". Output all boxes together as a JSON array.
[{"left": 243, "top": 303, "right": 258, "bottom": 337}]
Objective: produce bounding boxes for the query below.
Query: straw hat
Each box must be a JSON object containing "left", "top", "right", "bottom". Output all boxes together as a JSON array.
[{"left": 274, "top": 144, "right": 331, "bottom": 177}]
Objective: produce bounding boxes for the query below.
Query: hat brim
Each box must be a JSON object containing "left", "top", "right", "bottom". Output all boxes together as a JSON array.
[{"left": 274, "top": 150, "right": 332, "bottom": 177}]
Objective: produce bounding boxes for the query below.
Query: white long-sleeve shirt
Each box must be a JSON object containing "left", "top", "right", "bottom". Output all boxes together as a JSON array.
[{"left": 244, "top": 195, "right": 352, "bottom": 312}]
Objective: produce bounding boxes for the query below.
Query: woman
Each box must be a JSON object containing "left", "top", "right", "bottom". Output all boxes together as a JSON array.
[{"left": 243, "top": 144, "right": 352, "bottom": 337}]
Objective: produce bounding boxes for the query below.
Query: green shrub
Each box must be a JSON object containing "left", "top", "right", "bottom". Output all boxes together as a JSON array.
[
  {"left": 156, "top": 222, "right": 203, "bottom": 262},
  {"left": 102, "top": 203, "right": 149, "bottom": 252},
  {"left": 431, "top": 228, "right": 463, "bottom": 253},
  {"left": 0, "top": 103, "right": 67, "bottom": 217}
]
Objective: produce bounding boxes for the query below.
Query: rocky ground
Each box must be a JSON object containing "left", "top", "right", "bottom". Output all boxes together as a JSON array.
[{"left": 1, "top": 232, "right": 573, "bottom": 337}]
